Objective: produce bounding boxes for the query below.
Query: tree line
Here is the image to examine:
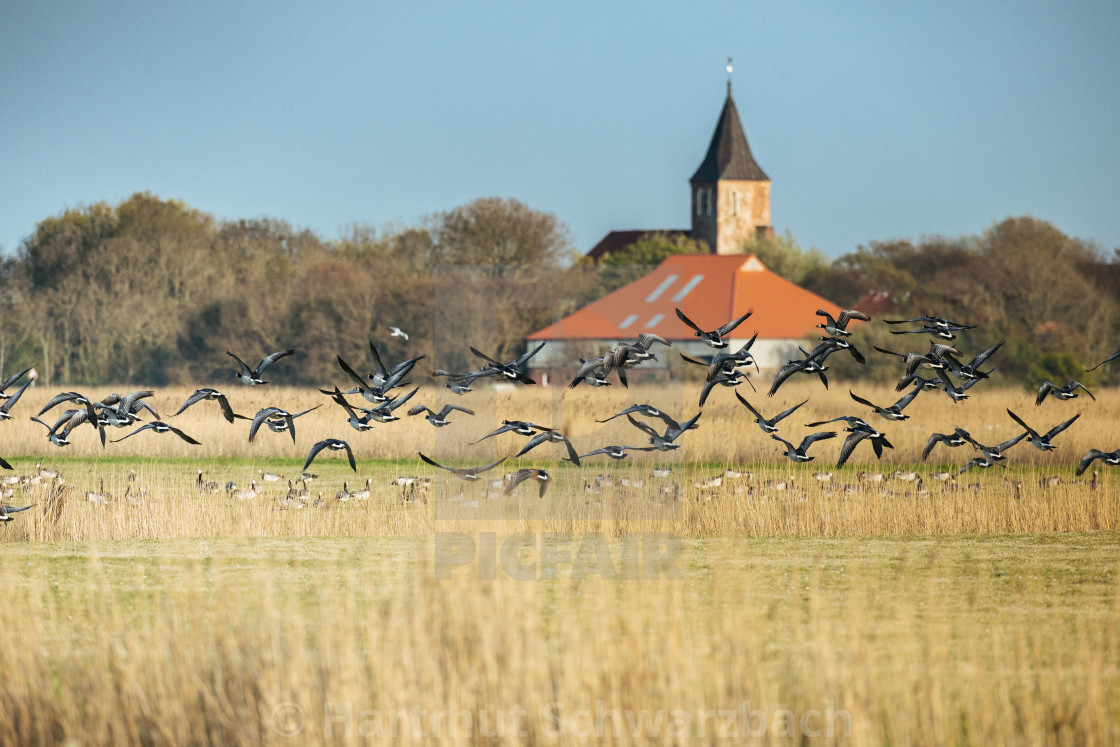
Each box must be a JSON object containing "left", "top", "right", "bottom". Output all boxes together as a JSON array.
[{"left": 1, "top": 191, "right": 1114, "bottom": 386}]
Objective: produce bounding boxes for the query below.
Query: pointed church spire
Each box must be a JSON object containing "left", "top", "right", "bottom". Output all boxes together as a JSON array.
[{"left": 690, "top": 80, "right": 768, "bottom": 183}]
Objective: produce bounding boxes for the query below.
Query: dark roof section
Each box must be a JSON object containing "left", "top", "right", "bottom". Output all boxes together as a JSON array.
[
  {"left": 690, "top": 92, "right": 768, "bottom": 183},
  {"left": 585, "top": 229, "right": 690, "bottom": 262}
]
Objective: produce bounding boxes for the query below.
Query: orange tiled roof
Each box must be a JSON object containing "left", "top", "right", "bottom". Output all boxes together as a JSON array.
[{"left": 529, "top": 254, "right": 843, "bottom": 341}]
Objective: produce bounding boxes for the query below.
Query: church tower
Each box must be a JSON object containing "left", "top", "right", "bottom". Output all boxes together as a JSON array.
[{"left": 690, "top": 82, "right": 773, "bottom": 254}]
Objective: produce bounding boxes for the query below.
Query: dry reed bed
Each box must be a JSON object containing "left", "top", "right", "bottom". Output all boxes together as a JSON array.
[
  {"left": 0, "top": 534, "right": 1116, "bottom": 745},
  {"left": 1, "top": 382, "right": 1119, "bottom": 542}
]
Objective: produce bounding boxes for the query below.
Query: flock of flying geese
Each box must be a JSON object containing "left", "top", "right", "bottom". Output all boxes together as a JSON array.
[{"left": 2, "top": 305, "right": 1119, "bottom": 520}]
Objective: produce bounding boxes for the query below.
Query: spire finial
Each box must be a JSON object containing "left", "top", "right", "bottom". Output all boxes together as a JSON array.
[{"left": 726, "top": 56, "right": 733, "bottom": 95}]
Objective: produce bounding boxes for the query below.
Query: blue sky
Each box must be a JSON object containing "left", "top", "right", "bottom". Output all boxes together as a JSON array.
[{"left": 3, "top": 1, "right": 1118, "bottom": 258}]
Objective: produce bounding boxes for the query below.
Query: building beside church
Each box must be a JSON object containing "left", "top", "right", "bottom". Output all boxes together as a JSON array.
[{"left": 526, "top": 84, "right": 844, "bottom": 385}]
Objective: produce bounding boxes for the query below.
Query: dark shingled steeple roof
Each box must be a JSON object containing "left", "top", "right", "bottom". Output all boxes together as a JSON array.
[{"left": 690, "top": 90, "right": 768, "bottom": 183}]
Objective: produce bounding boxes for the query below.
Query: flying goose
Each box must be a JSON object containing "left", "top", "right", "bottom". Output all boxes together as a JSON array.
[
  {"left": 505, "top": 468, "right": 551, "bottom": 498},
  {"left": 325, "top": 387, "right": 375, "bottom": 431},
  {"left": 366, "top": 387, "right": 419, "bottom": 423},
  {"left": 963, "top": 431, "right": 1028, "bottom": 462},
  {"left": 625, "top": 411, "right": 701, "bottom": 451},
  {"left": 771, "top": 431, "right": 837, "bottom": 462},
  {"left": 173, "top": 388, "right": 238, "bottom": 423},
  {"left": 608, "top": 333, "right": 672, "bottom": 367},
  {"left": 849, "top": 385, "right": 922, "bottom": 421},
  {"left": 470, "top": 342, "right": 544, "bottom": 384},
  {"left": 815, "top": 308, "right": 869, "bottom": 337},
  {"left": 1036, "top": 380, "right": 1094, "bottom": 406},
  {"left": 227, "top": 349, "right": 295, "bottom": 385},
  {"left": 418, "top": 453, "right": 506, "bottom": 480},
  {"left": 513, "top": 429, "right": 581, "bottom": 466},
  {"left": 836, "top": 429, "right": 893, "bottom": 468},
  {"left": 0, "top": 367, "right": 32, "bottom": 401},
  {"left": 431, "top": 369, "right": 486, "bottom": 394},
  {"left": 0, "top": 378, "right": 33, "bottom": 421},
  {"left": 407, "top": 403, "right": 476, "bottom": 427},
  {"left": 939, "top": 340, "right": 1003, "bottom": 381},
  {"left": 811, "top": 336, "right": 866, "bottom": 364},
  {"left": 932, "top": 368, "right": 986, "bottom": 402},
  {"left": 304, "top": 438, "right": 357, "bottom": 472},
  {"left": 596, "top": 404, "right": 669, "bottom": 424},
  {"left": 0, "top": 503, "right": 32, "bottom": 522},
  {"left": 735, "top": 392, "right": 809, "bottom": 434},
  {"left": 98, "top": 390, "right": 159, "bottom": 427},
  {"left": 242, "top": 405, "right": 322, "bottom": 443},
  {"left": 921, "top": 428, "right": 973, "bottom": 461},
  {"left": 566, "top": 445, "right": 657, "bottom": 461},
  {"left": 468, "top": 420, "right": 552, "bottom": 444},
  {"left": 767, "top": 353, "right": 829, "bottom": 398},
  {"left": 1005, "top": 409, "right": 1080, "bottom": 452},
  {"left": 1076, "top": 448, "right": 1120, "bottom": 476},
  {"left": 888, "top": 324, "right": 973, "bottom": 341},
  {"left": 1086, "top": 348, "right": 1120, "bottom": 371},
  {"left": 957, "top": 457, "right": 1004, "bottom": 475},
  {"left": 567, "top": 357, "right": 621, "bottom": 389},
  {"left": 674, "top": 307, "right": 753, "bottom": 349},
  {"left": 696, "top": 367, "right": 753, "bottom": 407},
  {"left": 111, "top": 421, "right": 201, "bottom": 445}
]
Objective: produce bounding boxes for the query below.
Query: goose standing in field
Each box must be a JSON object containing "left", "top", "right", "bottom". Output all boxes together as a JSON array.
[
  {"left": 111, "top": 421, "right": 201, "bottom": 445},
  {"left": 674, "top": 307, "right": 753, "bottom": 349},
  {"left": 0, "top": 367, "right": 33, "bottom": 401},
  {"left": 173, "top": 388, "right": 239, "bottom": 423},
  {"left": 921, "top": 428, "right": 973, "bottom": 461},
  {"left": 1036, "top": 380, "right": 1095, "bottom": 405},
  {"left": 418, "top": 453, "right": 506, "bottom": 480},
  {"left": 470, "top": 342, "right": 545, "bottom": 384},
  {"left": 849, "top": 384, "right": 922, "bottom": 421},
  {"left": 771, "top": 432, "right": 837, "bottom": 463},
  {"left": 407, "top": 403, "right": 476, "bottom": 427},
  {"left": 625, "top": 411, "right": 701, "bottom": 452},
  {"left": 230, "top": 480, "right": 259, "bottom": 501},
  {"left": 815, "top": 308, "right": 869, "bottom": 337},
  {"left": 227, "top": 349, "right": 296, "bottom": 385},
  {"left": 196, "top": 470, "right": 221, "bottom": 493},
  {"left": 1076, "top": 448, "right": 1120, "bottom": 476},
  {"left": 1005, "top": 410, "right": 1080, "bottom": 452},
  {"left": 505, "top": 468, "right": 551, "bottom": 498},
  {"left": 734, "top": 392, "right": 808, "bottom": 434},
  {"left": 513, "top": 429, "right": 581, "bottom": 466},
  {"left": 304, "top": 438, "right": 357, "bottom": 472}
]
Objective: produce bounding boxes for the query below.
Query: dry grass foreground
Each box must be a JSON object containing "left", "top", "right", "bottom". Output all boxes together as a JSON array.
[
  {"left": 0, "top": 534, "right": 1116, "bottom": 745},
  {"left": 1, "top": 381, "right": 1117, "bottom": 542}
]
